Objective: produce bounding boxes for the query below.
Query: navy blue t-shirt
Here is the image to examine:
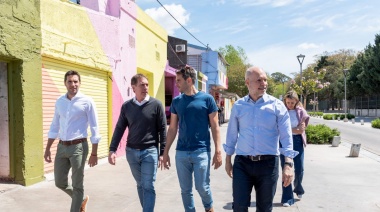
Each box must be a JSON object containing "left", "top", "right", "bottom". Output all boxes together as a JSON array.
[{"left": 170, "top": 91, "right": 218, "bottom": 152}]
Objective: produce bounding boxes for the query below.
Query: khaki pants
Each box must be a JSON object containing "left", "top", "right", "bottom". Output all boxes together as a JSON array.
[{"left": 54, "top": 141, "right": 88, "bottom": 212}]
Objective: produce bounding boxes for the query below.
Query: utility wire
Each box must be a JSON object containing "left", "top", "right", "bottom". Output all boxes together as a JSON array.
[{"left": 156, "top": 0, "right": 209, "bottom": 49}]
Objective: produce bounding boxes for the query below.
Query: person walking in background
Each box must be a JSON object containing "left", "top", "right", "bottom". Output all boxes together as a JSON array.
[
  {"left": 162, "top": 66, "right": 222, "bottom": 212},
  {"left": 224, "top": 66, "right": 298, "bottom": 212},
  {"left": 108, "top": 74, "right": 166, "bottom": 212},
  {"left": 44, "top": 70, "right": 101, "bottom": 212},
  {"left": 281, "top": 90, "right": 310, "bottom": 207},
  {"left": 217, "top": 106, "right": 222, "bottom": 126}
]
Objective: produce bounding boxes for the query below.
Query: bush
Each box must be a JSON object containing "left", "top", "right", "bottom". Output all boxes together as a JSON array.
[
  {"left": 336, "top": 114, "right": 355, "bottom": 120},
  {"left": 323, "top": 113, "right": 355, "bottom": 120},
  {"left": 308, "top": 112, "right": 324, "bottom": 117},
  {"left": 372, "top": 118, "right": 380, "bottom": 129},
  {"left": 306, "top": 124, "right": 340, "bottom": 144}
]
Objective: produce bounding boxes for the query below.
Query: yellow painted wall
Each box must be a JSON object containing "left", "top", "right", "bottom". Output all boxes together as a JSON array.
[
  {"left": 41, "top": 0, "right": 111, "bottom": 72},
  {"left": 136, "top": 7, "right": 167, "bottom": 105},
  {"left": 0, "top": 0, "right": 44, "bottom": 185}
]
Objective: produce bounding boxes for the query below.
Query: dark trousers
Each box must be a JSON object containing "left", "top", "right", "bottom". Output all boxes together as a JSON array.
[
  {"left": 232, "top": 155, "right": 279, "bottom": 212},
  {"left": 280, "top": 135, "right": 305, "bottom": 205}
]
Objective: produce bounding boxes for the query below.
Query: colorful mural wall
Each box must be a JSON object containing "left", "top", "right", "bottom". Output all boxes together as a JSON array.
[
  {"left": 0, "top": 0, "right": 168, "bottom": 185},
  {"left": 41, "top": 0, "right": 168, "bottom": 173}
]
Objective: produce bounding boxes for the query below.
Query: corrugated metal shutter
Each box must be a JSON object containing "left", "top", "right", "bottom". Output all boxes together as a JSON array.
[
  {"left": 42, "top": 58, "right": 109, "bottom": 173},
  {"left": 187, "top": 55, "right": 202, "bottom": 72}
]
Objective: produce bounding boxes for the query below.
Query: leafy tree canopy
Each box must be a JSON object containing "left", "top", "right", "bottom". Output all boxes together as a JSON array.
[{"left": 218, "top": 45, "right": 250, "bottom": 97}]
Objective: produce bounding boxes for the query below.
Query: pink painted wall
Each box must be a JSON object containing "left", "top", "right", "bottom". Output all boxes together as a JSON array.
[
  {"left": 81, "top": 0, "right": 120, "bottom": 17},
  {"left": 82, "top": 0, "right": 138, "bottom": 156},
  {"left": 165, "top": 61, "right": 179, "bottom": 97}
]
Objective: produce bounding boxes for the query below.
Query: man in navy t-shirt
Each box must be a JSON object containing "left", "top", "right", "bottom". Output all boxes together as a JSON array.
[{"left": 162, "top": 66, "right": 222, "bottom": 212}]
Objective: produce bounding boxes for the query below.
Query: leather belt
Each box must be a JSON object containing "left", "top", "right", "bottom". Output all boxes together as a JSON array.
[
  {"left": 59, "top": 138, "right": 86, "bottom": 146},
  {"left": 241, "top": 155, "right": 276, "bottom": 161}
]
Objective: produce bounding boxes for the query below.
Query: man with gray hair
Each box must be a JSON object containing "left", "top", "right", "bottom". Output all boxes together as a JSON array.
[{"left": 224, "top": 66, "right": 298, "bottom": 212}]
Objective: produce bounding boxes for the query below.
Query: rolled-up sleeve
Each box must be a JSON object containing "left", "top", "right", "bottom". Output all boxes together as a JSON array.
[
  {"left": 87, "top": 98, "right": 101, "bottom": 144},
  {"left": 48, "top": 105, "right": 60, "bottom": 139},
  {"left": 224, "top": 105, "right": 238, "bottom": 155}
]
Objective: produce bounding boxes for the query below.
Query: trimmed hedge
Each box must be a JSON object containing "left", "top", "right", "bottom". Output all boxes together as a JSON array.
[
  {"left": 308, "top": 112, "right": 323, "bottom": 117},
  {"left": 372, "top": 118, "right": 380, "bottom": 129},
  {"left": 323, "top": 113, "right": 355, "bottom": 120},
  {"left": 306, "top": 124, "right": 340, "bottom": 144}
]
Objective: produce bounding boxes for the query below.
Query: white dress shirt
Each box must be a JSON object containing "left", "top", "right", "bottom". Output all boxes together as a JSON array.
[{"left": 48, "top": 91, "right": 101, "bottom": 144}]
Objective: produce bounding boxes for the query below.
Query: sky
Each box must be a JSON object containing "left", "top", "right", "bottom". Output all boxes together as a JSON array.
[{"left": 137, "top": 0, "right": 380, "bottom": 77}]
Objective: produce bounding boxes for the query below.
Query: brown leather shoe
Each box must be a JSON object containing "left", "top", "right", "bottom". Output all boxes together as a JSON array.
[
  {"left": 80, "top": 195, "right": 89, "bottom": 212},
  {"left": 205, "top": 208, "right": 214, "bottom": 212}
]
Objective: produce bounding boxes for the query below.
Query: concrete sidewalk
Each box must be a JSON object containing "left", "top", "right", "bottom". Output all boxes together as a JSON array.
[{"left": 1, "top": 124, "right": 380, "bottom": 211}]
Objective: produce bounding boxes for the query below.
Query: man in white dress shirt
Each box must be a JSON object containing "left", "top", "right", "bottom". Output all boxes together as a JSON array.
[{"left": 44, "top": 70, "right": 101, "bottom": 212}]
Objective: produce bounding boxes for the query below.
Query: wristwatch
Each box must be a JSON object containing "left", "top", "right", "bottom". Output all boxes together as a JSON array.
[{"left": 284, "top": 161, "right": 293, "bottom": 168}]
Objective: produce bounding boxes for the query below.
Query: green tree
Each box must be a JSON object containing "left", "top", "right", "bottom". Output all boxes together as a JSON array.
[
  {"left": 308, "top": 49, "right": 357, "bottom": 110},
  {"left": 347, "top": 34, "right": 380, "bottom": 97},
  {"left": 347, "top": 53, "right": 367, "bottom": 97},
  {"left": 357, "top": 34, "right": 380, "bottom": 95},
  {"left": 271, "top": 72, "right": 290, "bottom": 96},
  {"left": 266, "top": 72, "right": 276, "bottom": 96},
  {"left": 290, "top": 67, "right": 328, "bottom": 106},
  {"left": 218, "top": 45, "right": 250, "bottom": 97}
]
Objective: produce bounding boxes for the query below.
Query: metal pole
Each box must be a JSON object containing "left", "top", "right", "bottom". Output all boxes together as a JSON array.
[
  {"left": 314, "top": 92, "right": 316, "bottom": 111},
  {"left": 300, "top": 63, "right": 303, "bottom": 104},
  {"left": 297, "top": 54, "right": 305, "bottom": 105},
  {"left": 344, "top": 75, "right": 347, "bottom": 121},
  {"left": 343, "top": 69, "right": 348, "bottom": 122}
]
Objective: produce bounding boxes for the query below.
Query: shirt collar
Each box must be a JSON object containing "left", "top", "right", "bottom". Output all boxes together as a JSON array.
[
  {"left": 245, "top": 93, "right": 268, "bottom": 103},
  {"left": 66, "top": 91, "right": 84, "bottom": 100},
  {"left": 133, "top": 95, "right": 150, "bottom": 104}
]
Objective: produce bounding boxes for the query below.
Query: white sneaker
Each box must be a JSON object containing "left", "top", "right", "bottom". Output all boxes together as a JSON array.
[
  {"left": 297, "top": 194, "right": 303, "bottom": 199},
  {"left": 283, "top": 203, "right": 290, "bottom": 207}
]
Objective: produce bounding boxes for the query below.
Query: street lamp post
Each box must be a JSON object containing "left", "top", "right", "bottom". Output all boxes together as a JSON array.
[
  {"left": 343, "top": 69, "right": 349, "bottom": 122},
  {"left": 297, "top": 54, "right": 305, "bottom": 104},
  {"left": 313, "top": 67, "right": 318, "bottom": 112}
]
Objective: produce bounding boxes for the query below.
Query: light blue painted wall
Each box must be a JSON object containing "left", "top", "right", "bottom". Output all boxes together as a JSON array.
[{"left": 202, "top": 51, "right": 228, "bottom": 90}]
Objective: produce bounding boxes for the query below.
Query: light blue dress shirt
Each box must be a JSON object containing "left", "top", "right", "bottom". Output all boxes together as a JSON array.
[{"left": 223, "top": 94, "right": 298, "bottom": 158}]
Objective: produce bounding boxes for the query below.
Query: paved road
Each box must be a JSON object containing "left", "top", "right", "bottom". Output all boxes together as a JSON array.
[{"left": 309, "top": 117, "right": 380, "bottom": 155}]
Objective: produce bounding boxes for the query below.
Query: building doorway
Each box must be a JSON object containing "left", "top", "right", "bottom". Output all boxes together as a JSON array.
[{"left": 0, "top": 62, "right": 10, "bottom": 178}]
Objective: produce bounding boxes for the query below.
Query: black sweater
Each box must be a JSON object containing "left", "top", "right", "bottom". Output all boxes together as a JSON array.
[{"left": 109, "top": 97, "right": 167, "bottom": 155}]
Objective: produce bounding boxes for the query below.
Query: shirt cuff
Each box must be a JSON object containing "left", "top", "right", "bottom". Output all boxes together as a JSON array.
[
  {"left": 280, "top": 149, "right": 299, "bottom": 158},
  {"left": 223, "top": 144, "right": 235, "bottom": 155},
  {"left": 47, "top": 132, "right": 58, "bottom": 139},
  {"left": 90, "top": 136, "right": 101, "bottom": 144}
]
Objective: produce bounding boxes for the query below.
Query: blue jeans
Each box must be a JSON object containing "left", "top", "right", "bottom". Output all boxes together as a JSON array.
[
  {"left": 126, "top": 146, "right": 158, "bottom": 212},
  {"left": 175, "top": 151, "right": 213, "bottom": 212},
  {"left": 280, "top": 135, "right": 305, "bottom": 205},
  {"left": 232, "top": 155, "right": 279, "bottom": 212}
]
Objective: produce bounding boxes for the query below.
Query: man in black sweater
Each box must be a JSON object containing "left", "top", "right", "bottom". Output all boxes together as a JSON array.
[{"left": 108, "top": 74, "right": 166, "bottom": 212}]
